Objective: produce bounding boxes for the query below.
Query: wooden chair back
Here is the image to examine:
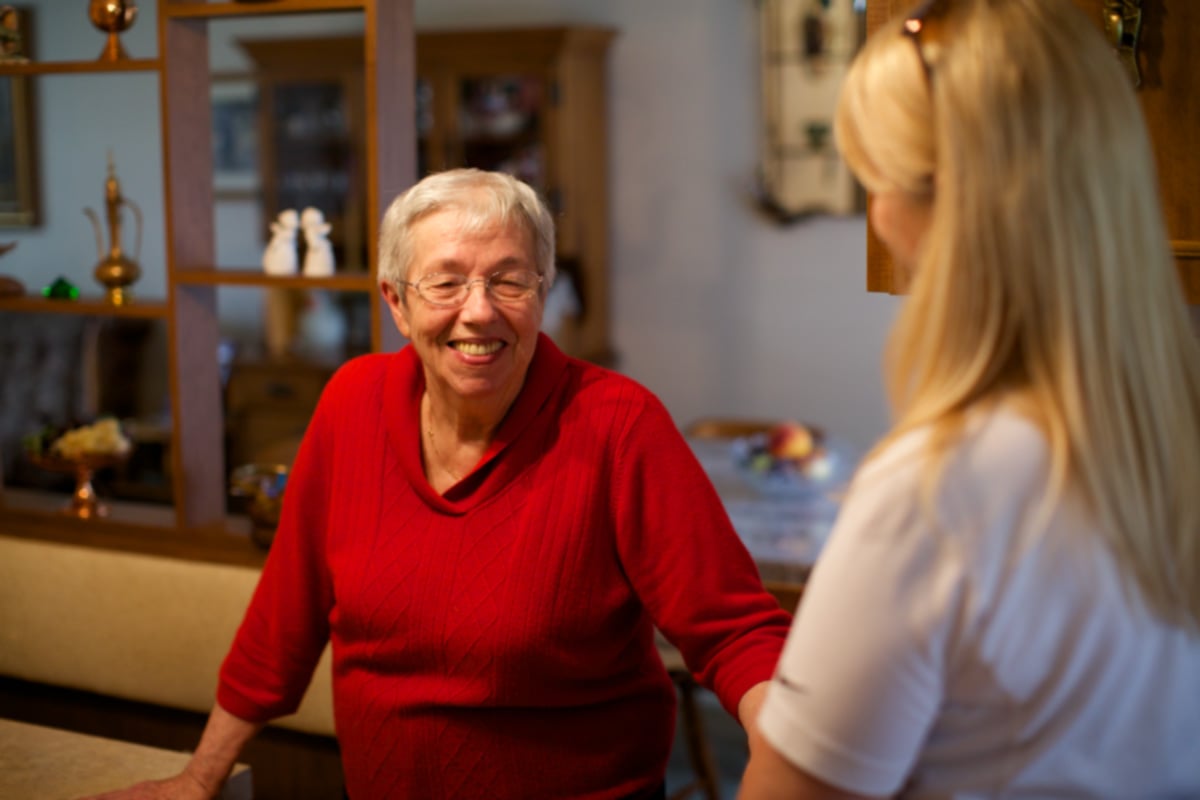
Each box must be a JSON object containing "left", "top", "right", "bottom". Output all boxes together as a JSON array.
[{"left": 685, "top": 418, "right": 777, "bottom": 439}]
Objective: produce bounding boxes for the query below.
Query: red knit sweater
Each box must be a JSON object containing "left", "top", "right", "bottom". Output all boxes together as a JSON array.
[{"left": 218, "top": 335, "right": 790, "bottom": 799}]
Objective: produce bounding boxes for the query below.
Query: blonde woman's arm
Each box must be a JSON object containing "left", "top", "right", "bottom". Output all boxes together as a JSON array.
[{"left": 739, "top": 739, "right": 877, "bottom": 800}]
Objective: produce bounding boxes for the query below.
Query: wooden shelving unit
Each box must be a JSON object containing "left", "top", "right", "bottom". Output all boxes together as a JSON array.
[
  {"left": 161, "top": 0, "right": 414, "bottom": 533},
  {"left": 0, "top": 6, "right": 619, "bottom": 557},
  {"left": 0, "top": 0, "right": 417, "bottom": 557},
  {"left": 0, "top": 59, "right": 160, "bottom": 75}
]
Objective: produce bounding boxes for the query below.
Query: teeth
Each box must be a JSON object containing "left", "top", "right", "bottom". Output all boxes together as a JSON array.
[{"left": 453, "top": 341, "right": 502, "bottom": 356}]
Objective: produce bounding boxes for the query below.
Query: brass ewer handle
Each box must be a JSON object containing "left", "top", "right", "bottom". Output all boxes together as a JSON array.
[{"left": 1103, "top": 0, "right": 1144, "bottom": 88}]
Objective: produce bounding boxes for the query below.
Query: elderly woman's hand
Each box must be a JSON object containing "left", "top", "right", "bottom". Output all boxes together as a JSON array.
[{"left": 80, "top": 770, "right": 216, "bottom": 800}]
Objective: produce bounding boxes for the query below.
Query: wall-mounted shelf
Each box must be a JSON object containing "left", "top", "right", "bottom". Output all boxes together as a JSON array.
[
  {"left": 0, "top": 296, "right": 169, "bottom": 318},
  {"left": 173, "top": 270, "right": 374, "bottom": 291},
  {"left": 0, "top": 0, "right": 416, "bottom": 556},
  {"left": 0, "top": 59, "right": 160, "bottom": 76},
  {"left": 164, "top": 0, "right": 366, "bottom": 19}
]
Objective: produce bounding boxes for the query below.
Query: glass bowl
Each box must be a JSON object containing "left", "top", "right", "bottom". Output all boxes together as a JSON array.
[{"left": 731, "top": 430, "right": 858, "bottom": 500}]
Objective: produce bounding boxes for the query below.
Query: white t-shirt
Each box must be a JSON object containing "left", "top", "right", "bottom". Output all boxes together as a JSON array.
[{"left": 758, "top": 408, "right": 1200, "bottom": 798}]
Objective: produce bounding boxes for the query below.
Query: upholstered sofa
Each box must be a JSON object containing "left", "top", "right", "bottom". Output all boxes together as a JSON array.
[{"left": 0, "top": 534, "right": 334, "bottom": 737}]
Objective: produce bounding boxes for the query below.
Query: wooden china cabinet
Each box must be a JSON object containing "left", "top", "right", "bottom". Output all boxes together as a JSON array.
[
  {"left": 0, "top": 0, "right": 415, "bottom": 562},
  {"left": 866, "top": 0, "right": 1200, "bottom": 304},
  {"left": 417, "top": 28, "right": 616, "bottom": 365},
  {"left": 242, "top": 27, "right": 617, "bottom": 365}
]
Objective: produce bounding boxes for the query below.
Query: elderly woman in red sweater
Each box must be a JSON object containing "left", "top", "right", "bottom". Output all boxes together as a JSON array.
[{"left": 96, "top": 168, "right": 791, "bottom": 800}]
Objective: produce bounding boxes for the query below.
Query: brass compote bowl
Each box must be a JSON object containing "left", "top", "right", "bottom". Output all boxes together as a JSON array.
[
  {"left": 88, "top": 0, "right": 138, "bottom": 62},
  {"left": 29, "top": 451, "right": 129, "bottom": 519}
]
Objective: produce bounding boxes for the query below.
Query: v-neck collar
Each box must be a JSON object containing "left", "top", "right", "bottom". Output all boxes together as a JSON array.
[{"left": 385, "top": 333, "right": 570, "bottom": 514}]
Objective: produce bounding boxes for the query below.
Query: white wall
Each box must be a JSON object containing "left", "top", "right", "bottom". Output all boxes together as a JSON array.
[{"left": 3, "top": 0, "right": 898, "bottom": 449}]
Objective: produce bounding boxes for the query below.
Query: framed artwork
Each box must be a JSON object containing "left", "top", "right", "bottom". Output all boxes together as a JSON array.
[
  {"left": 211, "top": 77, "right": 260, "bottom": 199},
  {"left": 755, "top": 0, "right": 866, "bottom": 223},
  {"left": 0, "top": 6, "right": 37, "bottom": 228}
]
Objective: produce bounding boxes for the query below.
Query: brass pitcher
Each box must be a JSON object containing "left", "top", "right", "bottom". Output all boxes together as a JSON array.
[
  {"left": 88, "top": 0, "right": 137, "bottom": 62},
  {"left": 84, "top": 152, "right": 142, "bottom": 305}
]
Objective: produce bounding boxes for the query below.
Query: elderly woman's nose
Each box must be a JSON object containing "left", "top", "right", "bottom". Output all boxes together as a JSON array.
[{"left": 459, "top": 280, "right": 499, "bottom": 316}]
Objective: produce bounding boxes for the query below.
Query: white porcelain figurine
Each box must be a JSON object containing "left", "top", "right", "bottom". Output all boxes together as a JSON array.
[
  {"left": 301, "top": 207, "right": 336, "bottom": 277},
  {"left": 262, "top": 209, "right": 300, "bottom": 276}
]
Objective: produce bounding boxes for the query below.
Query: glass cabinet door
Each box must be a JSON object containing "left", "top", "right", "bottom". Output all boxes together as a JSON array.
[
  {"left": 260, "top": 76, "right": 367, "bottom": 272},
  {"left": 454, "top": 75, "right": 547, "bottom": 191},
  {"left": 419, "top": 70, "right": 555, "bottom": 211}
]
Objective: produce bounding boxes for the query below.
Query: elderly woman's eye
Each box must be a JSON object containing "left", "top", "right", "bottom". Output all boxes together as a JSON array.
[
  {"left": 496, "top": 271, "right": 535, "bottom": 289},
  {"left": 425, "top": 276, "right": 462, "bottom": 290}
]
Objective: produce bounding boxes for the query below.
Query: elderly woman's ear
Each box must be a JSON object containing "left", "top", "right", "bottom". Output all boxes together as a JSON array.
[{"left": 380, "top": 281, "right": 412, "bottom": 339}]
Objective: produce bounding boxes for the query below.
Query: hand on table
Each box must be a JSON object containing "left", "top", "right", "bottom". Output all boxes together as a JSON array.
[{"left": 80, "top": 770, "right": 215, "bottom": 800}]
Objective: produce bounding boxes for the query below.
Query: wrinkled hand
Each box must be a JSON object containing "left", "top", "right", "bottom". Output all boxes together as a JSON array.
[{"left": 81, "top": 770, "right": 215, "bottom": 800}]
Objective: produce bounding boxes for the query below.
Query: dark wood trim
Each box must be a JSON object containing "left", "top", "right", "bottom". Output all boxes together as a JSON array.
[{"left": 0, "top": 520, "right": 268, "bottom": 569}]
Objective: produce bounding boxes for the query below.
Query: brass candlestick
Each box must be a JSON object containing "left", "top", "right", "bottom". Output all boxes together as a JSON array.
[
  {"left": 88, "top": 0, "right": 138, "bottom": 62},
  {"left": 84, "top": 152, "right": 142, "bottom": 305}
]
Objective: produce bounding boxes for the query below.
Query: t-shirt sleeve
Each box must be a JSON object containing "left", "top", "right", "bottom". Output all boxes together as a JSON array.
[{"left": 756, "top": 441, "right": 966, "bottom": 796}]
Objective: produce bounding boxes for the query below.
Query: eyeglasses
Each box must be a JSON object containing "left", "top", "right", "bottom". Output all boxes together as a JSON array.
[
  {"left": 902, "top": 0, "right": 953, "bottom": 84},
  {"left": 404, "top": 269, "right": 544, "bottom": 308}
]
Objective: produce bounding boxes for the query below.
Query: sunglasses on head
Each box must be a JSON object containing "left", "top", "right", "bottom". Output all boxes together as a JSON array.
[{"left": 902, "top": 0, "right": 953, "bottom": 83}]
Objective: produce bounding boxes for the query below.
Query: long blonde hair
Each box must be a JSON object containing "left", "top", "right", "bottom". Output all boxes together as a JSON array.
[{"left": 837, "top": 0, "right": 1200, "bottom": 628}]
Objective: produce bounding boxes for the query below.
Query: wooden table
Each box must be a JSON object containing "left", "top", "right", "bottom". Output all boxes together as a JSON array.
[
  {"left": 689, "top": 437, "right": 848, "bottom": 587},
  {"left": 0, "top": 718, "right": 252, "bottom": 800}
]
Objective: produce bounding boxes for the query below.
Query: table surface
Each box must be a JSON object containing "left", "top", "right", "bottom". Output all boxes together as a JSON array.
[
  {"left": 689, "top": 437, "right": 851, "bottom": 585},
  {"left": 0, "top": 718, "right": 252, "bottom": 800}
]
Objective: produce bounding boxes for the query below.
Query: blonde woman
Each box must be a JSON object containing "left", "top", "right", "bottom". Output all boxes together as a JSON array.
[{"left": 740, "top": 0, "right": 1200, "bottom": 798}]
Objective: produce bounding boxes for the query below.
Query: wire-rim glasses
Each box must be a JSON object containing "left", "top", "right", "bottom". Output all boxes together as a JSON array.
[
  {"left": 405, "top": 269, "right": 544, "bottom": 309},
  {"left": 902, "top": 0, "right": 953, "bottom": 84}
]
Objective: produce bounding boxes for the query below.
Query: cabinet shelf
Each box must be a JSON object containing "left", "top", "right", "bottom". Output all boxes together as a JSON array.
[
  {"left": 164, "top": 0, "right": 364, "bottom": 19},
  {"left": 0, "top": 59, "right": 160, "bottom": 76},
  {"left": 173, "top": 270, "right": 375, "bottom": 291},
  {"left": 0, "top": 296, "right": 169, "bottom": 318}
]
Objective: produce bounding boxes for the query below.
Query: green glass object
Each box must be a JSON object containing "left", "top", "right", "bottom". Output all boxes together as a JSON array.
[{"left": 42, "top": 277, "right": 80, "bottom": 300}]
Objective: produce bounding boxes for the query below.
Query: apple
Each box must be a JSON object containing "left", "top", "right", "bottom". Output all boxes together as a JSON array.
[{"left": 767, "top": 421, "right": 816, "bottom": 461}]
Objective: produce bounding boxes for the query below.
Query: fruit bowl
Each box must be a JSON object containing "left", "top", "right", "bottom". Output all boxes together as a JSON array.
[
  {"left": 731, "top": 422, "right": 856, "bottom": 500},
  {"left": 230, "top": 463, "right": 289, "bottom": 549}
]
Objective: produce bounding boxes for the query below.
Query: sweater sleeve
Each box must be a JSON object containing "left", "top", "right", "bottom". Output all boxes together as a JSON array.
[
  {"left": 217, "top": 374, "right": 339, "bottom": 723},
  {"left": 610, "top": 392, "right": 792, "bottom": 717}
]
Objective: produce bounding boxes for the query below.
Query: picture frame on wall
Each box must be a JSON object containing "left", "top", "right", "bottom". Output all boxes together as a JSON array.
[
  {"left": 211, "top": 76, "right": 260, "bottom": 199},
  {"left": 755, "top": 0, "right": 866, "bottom": 223},
  {"left": 0, "top": 6, "right": 38, "bottom": 228}
]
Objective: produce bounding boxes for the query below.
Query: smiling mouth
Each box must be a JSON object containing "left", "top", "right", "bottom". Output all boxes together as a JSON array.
[{"left": 451, "top": 340, "right": 504, "bottom": 356}]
